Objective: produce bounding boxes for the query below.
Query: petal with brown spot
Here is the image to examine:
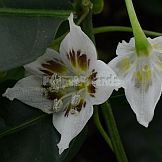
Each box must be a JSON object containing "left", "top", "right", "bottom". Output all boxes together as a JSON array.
[{"left": 41, "top": 59, "right": 67, "bottom": 75}]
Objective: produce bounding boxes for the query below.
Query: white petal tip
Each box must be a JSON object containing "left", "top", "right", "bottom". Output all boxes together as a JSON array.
[
  {"left": 137, "top": 119, "right": 149, "bottom": 128},
  {"left": 68, "top": 13, "right": 74, "bottom": 22},
  {"left": 136, "top": 112, "right": 153, "bottom": 128},
  {"left": 57, "top": 141, "right": 69, "bottom": 155},
  {"left": 2, "top": 88, "right": 14, "bottom": 101},
  {"left": 68, "top": 13, "right": 74, "bottom": 28}
]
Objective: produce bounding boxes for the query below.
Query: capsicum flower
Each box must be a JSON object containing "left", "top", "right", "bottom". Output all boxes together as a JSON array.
[
  {"left": 3, "top": 13, "right": 120, "bottom": 154},
  {"left": 108, "top": 37, "right": 162, "bottom": 127}
]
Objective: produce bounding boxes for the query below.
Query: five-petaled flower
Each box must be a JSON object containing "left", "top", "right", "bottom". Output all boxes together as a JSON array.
[
  {"left": 109, "top": 37, "right": 162, "bottom": 127},
  {"left": 3, "top": 13, "right": 120, "bottom": 154}
]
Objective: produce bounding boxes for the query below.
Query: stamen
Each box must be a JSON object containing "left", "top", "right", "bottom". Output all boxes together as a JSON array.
[
  {"left": 70, "top": 109, "right": 79, "bottom": 115},
  {"left": 70, "top": 76, "right": 86, "bottom": 87},
  {"left": 41, "top": 64, "right": 91, "bottom": 116},
  {"left": 49, "top": 73, "right": 62, "bottom": 92},
  {"left": 64, "top": 92, "right": 85, "bottom": 116},
  {"left": 70, "top": 76, "right": 80, "bottom": 87},
  {"left": 71, "top": 94, "right": 81, "bottom": 107},
  {"left": 52, "top": 99, "right": 63, "bottom": 112}
]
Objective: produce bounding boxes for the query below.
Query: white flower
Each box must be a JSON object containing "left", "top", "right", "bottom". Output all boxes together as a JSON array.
[
  {"left": 3, "top": 13, "right": 120, "bottom": 154},
  {"left": 109, "top": 37, "right": 162, "bottom": 127}
]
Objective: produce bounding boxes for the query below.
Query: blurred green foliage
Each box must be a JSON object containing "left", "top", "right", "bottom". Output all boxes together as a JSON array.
[{"left": 0, "top": 0, "right": 72, "bottom": 71}]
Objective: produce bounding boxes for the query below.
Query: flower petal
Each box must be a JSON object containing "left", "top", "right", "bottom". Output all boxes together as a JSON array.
[
  {"left": 25, "top": 48, "right": 67, "bottom": 77},
  {"left": 149, "top": 36, "right": 162, "bottom": 52},
  {"left": 3, "top": 75, "right": 53, "bottom": 114},
  {"left": 151, "top": 37, "right": 162, "bottom": 71},
  {"left": 116, "top": 37, "right": 135, "bottom": 56},
  {"left": 108, "top": 52, "right": 135, "bottom": 82},
  {"left": 125, "top": 70, "right": 162, "bottom": 127},
  {"left": 88, "top": 60, "right": 122, "bottom": 105},
  {"left": 53, "top": 104, "right": 93, "bottom": 154},
  {"left": 59, "top": 13, "right": 97, "bottom": 71}
]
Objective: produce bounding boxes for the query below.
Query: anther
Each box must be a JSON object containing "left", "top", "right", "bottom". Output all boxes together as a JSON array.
[
  {"left": 71, "top": 94, "right": 81, "bottom": 107},
  {"left": 49, "top": 73, "right": 62, "bottom": 92},
  {"left": 52, "top": 99, "right": 63, "bottom": 112}
]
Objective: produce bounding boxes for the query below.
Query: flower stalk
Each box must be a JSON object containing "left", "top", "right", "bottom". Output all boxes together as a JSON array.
[
  {"left": 93, "top": 26, "right": 162, "bottom": 37},
  {"left": 0, "top": 8, "right": 71, "bottom": 17},
  {"left": 93, "top": 107, "right": 113, "bottom": 151},
  {"left": 101, "top": 102, "right": 128, "bottom": 162},
  {"left": 124, "top": 0, "right": 152, "bottom": 56}
]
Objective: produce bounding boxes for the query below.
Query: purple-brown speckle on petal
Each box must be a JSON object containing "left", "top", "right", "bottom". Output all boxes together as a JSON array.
[
  {"left": 41, "top": 59, "right": 67, "bottom": 75},
  {"left": 67, "top": 49, "right": 90, "bottom": 71}
]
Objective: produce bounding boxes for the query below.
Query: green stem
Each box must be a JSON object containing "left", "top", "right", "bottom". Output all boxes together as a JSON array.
[
  {"left": 93, "top": 26, "right": 162, "bottom": 37},
  {"left": 124, "top": 0, "right": 151, "bottom": 56},
  {"left": 76, "top": 8, "right": 89, "bottom": 26},
  {"left": 93, "top": 107, "right": 113, "bottom": 151},
  {"left": 0, "top": 8, "right": 71, "bottom": 17},
  {"left": 0, "top": 114, "right": 48, "bottom": 138},
  {"left": 101, "top": 102, "right": 128, "bottom": 162}
]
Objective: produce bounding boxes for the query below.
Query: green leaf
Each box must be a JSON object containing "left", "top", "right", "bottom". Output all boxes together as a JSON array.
[
  {"left": 0, "top": 67, "right": 25, "bottom": 95},
  {"left": 0, "top": 67, "right": 24, "bottom": 82},
  {"left": 0, "top": 71, "right": 6, "bottom": 80},
  {"left": 0, "top": 17, "right": 65, "bottom": 71},
  {"left": 0, "top": 0, "right": 71, "bottom": 9},
  {"left": 2, "top": 16, "right": 70, "bottom": 71},
  {"left": 0, "top": 0, "right": 73, "bottom": 71},
  {"left": 0, "top": 98, "right": 87, "bottom": 162}
]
